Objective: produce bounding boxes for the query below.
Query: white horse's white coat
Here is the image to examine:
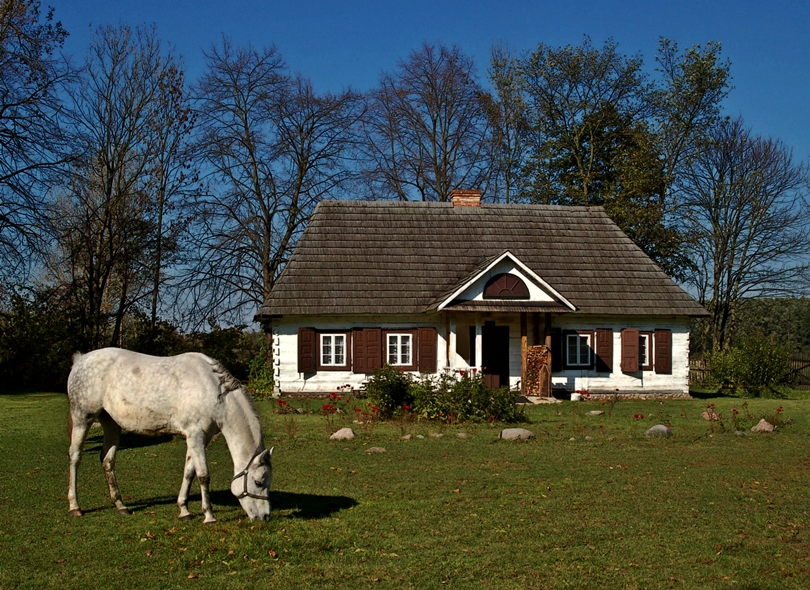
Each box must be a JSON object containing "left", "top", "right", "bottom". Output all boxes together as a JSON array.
[{"left": 66, "top": 348, "right": 272, "bottom": 523}]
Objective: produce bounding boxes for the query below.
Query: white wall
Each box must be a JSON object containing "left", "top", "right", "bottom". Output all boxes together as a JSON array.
[{"left": 268, "top": 313, "right": 692, "bottom": 395}]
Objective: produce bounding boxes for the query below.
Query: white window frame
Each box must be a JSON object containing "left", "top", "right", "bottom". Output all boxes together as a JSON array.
[
  {"left": 387, "top": 333, "right": 413, "bottom": 367},
  {"left": 639, "top": 332, "right": 653, "bottom": 370},
  {"left": 320, "top": 333, "right": 347, "bottom": 367},
  {"left": 566, "top": 332, "right": 592, "bottom": 367}
]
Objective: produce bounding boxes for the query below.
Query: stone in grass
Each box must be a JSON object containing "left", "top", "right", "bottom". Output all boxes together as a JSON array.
[
  {"left": 366, "top": 446, "right": 386, "bottom": 454},
  {"left": 500, "top": 428, "right": 535, "bottom": 441},
  {"left": 751, "top": 419, "right": 775, "bottom": 433},
  {"left": 457, "top": 433, "right": 470, "bottom": 439},
  {"left": 645, "top": 424, "right": 672, "bottom": 438},
  {"left": 429, "top": 432, "right": 444, "bottom": 438},
  {"left": 329, "top": 427, "right": 356, "bottom": 440},
  {"left": 401, "top": 434, "right": 413, "bottom": 441},
  {"left": 587, "top": 410, "right": 605, "bottom": 416}
]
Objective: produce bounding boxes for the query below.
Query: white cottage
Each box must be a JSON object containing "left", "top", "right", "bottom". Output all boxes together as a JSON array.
[{"left": 255, "top": 190, "right": 708, "bottom": 397}]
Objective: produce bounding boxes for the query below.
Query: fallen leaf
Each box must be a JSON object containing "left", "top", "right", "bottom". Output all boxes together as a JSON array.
[{"left": 188, "top": 573, "right": 198, "bottom": 579}]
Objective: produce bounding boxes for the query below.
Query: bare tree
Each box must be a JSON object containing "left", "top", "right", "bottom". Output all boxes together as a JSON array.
[
  {"left": 361, "top": 43, "right": 493, "bottom": 202},
  {"left": 181, "top": 40, "right": 363, "bottom": 327},
  {"left": 0, "top": 0, "right": 71, "bottom": 281},
  {"left": 54, "top": 24, "right": 187, "bottom": 349},
  {"left": 680, "top": 117, "right": 810, "bottom": 350},
  {"left": 485, "top": 45, "right": 530, "bottom": 203}
]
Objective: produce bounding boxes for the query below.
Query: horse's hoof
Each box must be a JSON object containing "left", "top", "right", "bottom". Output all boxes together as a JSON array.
[
  {"left": 117, "top": 508, "right": 132, "bottom": 515},
  {"left": 68, "top": 509, "right": 83, "bottom": 517},
  {"left": 179, "top": 514, "right": 193, "bottom": 521}
]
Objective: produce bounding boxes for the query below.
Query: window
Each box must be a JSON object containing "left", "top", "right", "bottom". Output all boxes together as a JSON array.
[
  {"left": 638, "top": 332, "right": 653, "bottom": 370},
  {"left": 387, "top": 333, "right": 412, "bottom": 366},
  {"left": 320, "top": 334, "right": 347, "bottom": 367},
  {"left": 483, "top": 273, "right": 530, "bottom": 299},
  {"left": 566, "top": 332, "right": 592, "bottom": 367}
]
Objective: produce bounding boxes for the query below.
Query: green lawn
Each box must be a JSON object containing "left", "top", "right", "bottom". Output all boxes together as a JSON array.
[{"left": 0, "top": 392, "right": 808, "bottom": 589}]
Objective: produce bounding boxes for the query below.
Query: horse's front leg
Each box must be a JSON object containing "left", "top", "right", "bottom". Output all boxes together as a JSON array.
[
  {"left": 185, "top": 433, "right": 216, "bottom": 524},
  {"left": 177, "top": 449, "right": 197, "bottom": 521},
  {"left": 98, "top": 412, "right": 131, "bottom": 515}
]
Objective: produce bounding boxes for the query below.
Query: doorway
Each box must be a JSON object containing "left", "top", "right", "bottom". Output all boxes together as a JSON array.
[{"left": 482, "top": 323, "right": 510, "bottom": 389}]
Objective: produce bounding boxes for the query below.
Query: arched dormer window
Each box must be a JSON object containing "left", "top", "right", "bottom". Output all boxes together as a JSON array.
[{"left": 483, "top": 273, "right": 530, "bottom": 299}]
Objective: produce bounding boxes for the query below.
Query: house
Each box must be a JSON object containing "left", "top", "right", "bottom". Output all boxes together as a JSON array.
[{"left": 254, "top": 190, "right": 708, "bottom": 397}]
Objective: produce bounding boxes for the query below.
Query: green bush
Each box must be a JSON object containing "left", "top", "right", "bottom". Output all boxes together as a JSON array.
[
  {"left": 371, "top": 367, "right": 526, "bottom": 423},
  {"left": 364, "top": 365, "right": 414, "bottom": 418},
  {"left": 706, "top": 335, "right": 795, "bottom": 397}
]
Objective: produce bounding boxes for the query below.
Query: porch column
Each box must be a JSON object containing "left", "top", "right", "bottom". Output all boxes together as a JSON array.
[
  {"left": 474, "top": 318, "right": 482, "bottom": 372},
  {"left": 448, "top": 316, "right": 457, "bottom": 369},
  {"left": 520, "top": 313, "right": 528, "bottom": 393}
]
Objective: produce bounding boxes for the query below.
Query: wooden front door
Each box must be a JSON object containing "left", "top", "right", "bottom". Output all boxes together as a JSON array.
[{"left": 482, "top": 324, "right": 510, "bottom": 389}]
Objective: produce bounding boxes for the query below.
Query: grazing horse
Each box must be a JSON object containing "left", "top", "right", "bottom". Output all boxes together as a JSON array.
[{"left": 66, "top": 348, "right": 272, "bottom": 523}]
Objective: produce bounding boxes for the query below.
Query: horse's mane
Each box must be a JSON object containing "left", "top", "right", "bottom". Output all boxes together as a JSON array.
[{"left": 207, "top": 357, "right": 264, "bottom": 450}]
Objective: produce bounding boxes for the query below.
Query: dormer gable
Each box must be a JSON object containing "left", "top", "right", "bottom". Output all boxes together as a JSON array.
[{"left": 435, "top": 251, "right": 576, "bottom": 311}]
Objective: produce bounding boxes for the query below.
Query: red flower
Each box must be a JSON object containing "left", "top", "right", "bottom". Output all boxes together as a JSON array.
[
  {"left": 777, "top": 406, "right": 784, "bottom": 414},
  {"left": 634, "top": 413, "right": 644, "bottom": 419},
  {"left": 322, "top": 403, "right": 335, "bottom": 414},
  {"left": 354, "top": 407, "right": 361, "bottom": 413},
  {"left": 403, "top": 405, "right": 411, "bottom": 411},
  {"left": 458, "top": 369, "right": 466, "bottom": 377},
  {"left": 472, "top": 368, "right": 477, "bottom": 374},
  {"left": 371, "top": 406, "right": 379, "bottom": 413}
]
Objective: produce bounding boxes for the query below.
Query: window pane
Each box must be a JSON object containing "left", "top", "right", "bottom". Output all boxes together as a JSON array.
[
  {"left": 322, "top": 335, "right": 332, "bottom": 365},
  {"left": 639, "top": 335, "right": 648, "bottom": 367},
  {"left": 567, "top": 335, "right": 577, "bottom": 365},
  {"left": 388, "top": 335, "right": 398, "bottom": 364},
  {"left": 401, "top": 335, "right": 411, "bottom": 365},
  {"left": 579, "top": 335, "right": 589, "bottom": 365},
  {"left": 335, "top": 335, "right": 344, "bottom": 365}
]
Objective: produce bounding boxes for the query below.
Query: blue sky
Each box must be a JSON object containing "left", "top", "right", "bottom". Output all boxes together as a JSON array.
[{"left": 48, "top": 0, "right": 810, "bottom": 161}]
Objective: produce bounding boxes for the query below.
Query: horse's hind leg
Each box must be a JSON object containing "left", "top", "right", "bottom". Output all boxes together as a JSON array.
[
  {"left": 98, "top": 411, "right": 131, "bottom": 515},
  {"left": 177, "top": 448, "right": 197, "bottom": 521},
  {"left": 67, "top": 411, "right": 92, "bottom": 517}
]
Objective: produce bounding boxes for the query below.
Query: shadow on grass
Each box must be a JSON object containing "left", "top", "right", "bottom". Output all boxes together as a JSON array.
[
  {"left": 109, "top": 489, "right": 358, "bottom": 520},
  {"left": 84, "top": 431, "right": 175, "bottom": 452}
]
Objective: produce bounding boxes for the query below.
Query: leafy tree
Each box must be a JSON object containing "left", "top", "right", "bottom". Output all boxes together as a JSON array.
[
  {"left": 514, "top": 37, "right": 731, "bottom": 279},
  {"left": 0, "top": 0, "right": 71, "bottom": 282},
  {"left": 361, "top": 43, "right": 493, "bottom": 202},
  {"left": 680, "top": 117, "right": 810, "bottom": 350},
  {"left": 181, "top": 39, "right": 363, "bottom": 327}
]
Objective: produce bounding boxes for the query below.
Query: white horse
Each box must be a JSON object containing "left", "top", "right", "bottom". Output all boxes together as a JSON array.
[{"left": 67, "top": 348, "right": 272, "bottom": 523}]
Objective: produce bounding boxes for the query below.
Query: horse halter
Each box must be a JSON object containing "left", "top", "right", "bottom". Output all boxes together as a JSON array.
[{"left": 232, "top": 448, "right": 271, "bottom": 501}]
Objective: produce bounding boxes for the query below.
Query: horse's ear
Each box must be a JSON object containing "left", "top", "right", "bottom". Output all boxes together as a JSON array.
[
  {"left": 255, "top": 448, "right": 271, "bottom": 466},
  {"left": 268, "top": 446, "right": 274, "bottom": 460}
]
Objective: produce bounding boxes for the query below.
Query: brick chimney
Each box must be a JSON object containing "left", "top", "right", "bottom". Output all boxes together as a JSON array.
[{"left": 450, "top": 189, "right": 482, "bottom": 207}]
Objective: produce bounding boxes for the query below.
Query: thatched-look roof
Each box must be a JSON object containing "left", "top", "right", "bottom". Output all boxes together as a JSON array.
[{"left": 256, "top": 201, "right": 707, "bottom": 319}]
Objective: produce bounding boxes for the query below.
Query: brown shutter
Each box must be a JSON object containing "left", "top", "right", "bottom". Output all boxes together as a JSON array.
[
  {"left": 297, "top": 327, "right": 316, "bottom": 374},
  {"left": 621, "top": 328, "right": 639, "bottom": 373},
  {"left": 352, "top": 328, "right": 366, "bottom": 373},
  {"left": 595, "top": 328, "right": 613, "bottom": 373},
  {"left": 654, "top": 329, "right": 672, "bottom": 374},
  {"left": 352, "top": 328, "right": 382, "bottom": 373},
  {"left": 418, "top": 327, "right": 437, "bottom": 373},
  {"left": 550, "top": 329, "right": 562, "bottom": 372},
  {"left": 365, "top": 328, "right": 382, "bottom": 372}
]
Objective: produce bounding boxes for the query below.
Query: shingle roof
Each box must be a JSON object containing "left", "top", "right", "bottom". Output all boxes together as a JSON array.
[{"left": 256, "top": 201, "right": 708, "bottom": 319}]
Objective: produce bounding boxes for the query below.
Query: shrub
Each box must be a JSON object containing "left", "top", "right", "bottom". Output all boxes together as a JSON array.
[
  {"left": 397, "top": 369, "right": 526, "bottom": 424},
  {"left": 706, "top": 335, "right": 795, "bottom": 397},
  {"left": 364, "top": 365, "right": 414, "bottom": 418}
]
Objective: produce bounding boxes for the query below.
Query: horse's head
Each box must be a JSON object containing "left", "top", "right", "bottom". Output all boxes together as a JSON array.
[{"left": 231, "top": 447, "right": 273, "bottom": 521}]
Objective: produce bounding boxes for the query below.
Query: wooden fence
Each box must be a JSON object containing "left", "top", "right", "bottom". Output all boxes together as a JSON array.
[{"left": 689, "top": 352, "right": 810, "bottom": 390}]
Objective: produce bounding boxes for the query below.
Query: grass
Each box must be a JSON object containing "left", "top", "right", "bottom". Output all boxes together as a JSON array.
[{"left": 1, "top": 392, "right": 809, "bottom": 589}]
